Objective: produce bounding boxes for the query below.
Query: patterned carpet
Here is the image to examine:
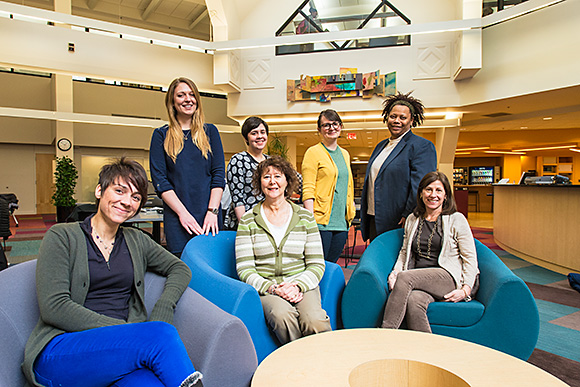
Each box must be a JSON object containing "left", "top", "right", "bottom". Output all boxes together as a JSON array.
[
  {"left": 3, "top": 217, "right": 580, "bottom": 386},
  {"left": 471, "top": 227, "right": 580, "bottom": 387}
]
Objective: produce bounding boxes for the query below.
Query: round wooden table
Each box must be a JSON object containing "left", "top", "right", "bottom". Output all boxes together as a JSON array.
[{"left": 251, "top": 329, "right": 568, "bottom": 387}]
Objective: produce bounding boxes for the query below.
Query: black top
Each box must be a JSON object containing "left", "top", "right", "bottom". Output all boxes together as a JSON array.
[
  {"left": 411, "top": 217, "right": 443, "bottom": 269},
  {"left": 80, "top": 215, "right": 134, "bottom": 321}
]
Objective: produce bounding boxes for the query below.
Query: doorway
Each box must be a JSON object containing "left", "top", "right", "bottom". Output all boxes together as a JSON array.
[{"left": 36, "top": 153, "right": 56, "bottom": 214}]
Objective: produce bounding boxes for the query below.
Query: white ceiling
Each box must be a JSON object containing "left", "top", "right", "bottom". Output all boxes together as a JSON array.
[
  {"left": 5, "top": 0, "right": 578, "bottom": 160},
  {"left": 4, "top": 0, "right": 211, "bottom": 40}
]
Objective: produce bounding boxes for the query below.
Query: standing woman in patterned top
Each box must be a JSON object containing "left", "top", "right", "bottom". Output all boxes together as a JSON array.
[
  {"left": 224, "top": 116, "right": 269, "bottom": 230},
  {"left": 150, "top": 77, "right": 225, "bottom": 256},
  {"left": 235, "top": 156, "right": 331, "bottom": 344},
  {"left": 302, "top": 110, "right": 355, "bottom": 263}
]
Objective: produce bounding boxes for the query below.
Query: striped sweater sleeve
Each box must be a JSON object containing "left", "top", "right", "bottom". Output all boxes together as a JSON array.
[{"left": 290, "top": 209, "right": 325, "bottom": 292}]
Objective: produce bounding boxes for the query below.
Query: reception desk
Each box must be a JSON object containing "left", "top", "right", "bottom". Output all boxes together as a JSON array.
[{"left": 494, "top": 184, "right": 580, "bottom": 274}]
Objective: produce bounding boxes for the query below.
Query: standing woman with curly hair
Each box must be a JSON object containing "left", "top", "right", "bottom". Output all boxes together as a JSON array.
[
  {"left": 150, "top": 77, "right": 225, "bottom": 256},
  {"left": 361, "top": 92, "right": 437, "bottom": 242}
]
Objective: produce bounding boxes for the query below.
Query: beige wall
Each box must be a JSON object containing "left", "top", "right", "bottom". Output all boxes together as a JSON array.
[
  {"left": 0, "top": 144, "right": 54, "bottom": 214},
  {"left": 0, "top": 72, "right": 53, "bottom": 109},
  {"left": 0, "top": 17, "right": 217, "bottom": 93},
  {"left": 0, "top": 73, "right": 242, "bottom": 214}
]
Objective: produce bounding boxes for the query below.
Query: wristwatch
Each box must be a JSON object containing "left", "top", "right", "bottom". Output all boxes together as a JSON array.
[{"left": 207, "top": 207, "right": 219, "bottom": 215}]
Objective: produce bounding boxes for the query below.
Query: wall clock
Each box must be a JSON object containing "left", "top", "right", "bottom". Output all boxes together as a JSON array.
[{"left": 57, "top": 138, "right": 72, "bottom": 151}]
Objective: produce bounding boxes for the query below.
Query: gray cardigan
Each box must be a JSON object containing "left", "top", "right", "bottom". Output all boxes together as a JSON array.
[
  {"left": 22, "top": 222, "right": 191, "bottom": 387},
  {"left": 393, "top": 212, "right": 479, "bottom": 289}
]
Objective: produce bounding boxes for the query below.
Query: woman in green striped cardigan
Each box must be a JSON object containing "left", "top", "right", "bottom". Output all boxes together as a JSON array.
[{"left": 235, "top": 156, "right": 331, "bottom": 345}]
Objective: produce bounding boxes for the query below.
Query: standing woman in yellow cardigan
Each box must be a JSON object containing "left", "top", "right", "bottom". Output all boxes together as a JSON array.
[{"left": 302, "top": 109, "right": 355, "bottom": 263}]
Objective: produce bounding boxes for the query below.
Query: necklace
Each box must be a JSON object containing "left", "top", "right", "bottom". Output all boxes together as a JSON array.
[
  {"left": 183, "top": 130, "right": 191, "bottom": 141},
  {"left": 92, "top": 229, "right": 114, "bottom": 269},
  {"left": 416, "top": 216, "right": 439, "bottom": 260}
]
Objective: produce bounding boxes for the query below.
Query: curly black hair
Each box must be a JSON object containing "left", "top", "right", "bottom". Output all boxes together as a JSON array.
[{"left": 381, "top": 91, "right": 425, "bottom": 128}]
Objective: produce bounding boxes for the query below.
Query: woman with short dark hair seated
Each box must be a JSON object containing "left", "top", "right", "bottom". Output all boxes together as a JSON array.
[
  {"left": 381, "top": 171, "right": 479, "bottom": 333},
  {"left": 235, "top": 156, "right": 331, "bottom": 344},
  {"left": 23, "top": 157, "right": 203, "bottom": 387}
]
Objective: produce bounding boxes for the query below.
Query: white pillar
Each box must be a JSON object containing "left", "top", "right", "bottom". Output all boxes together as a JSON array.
[
  {"left": 53, "top": 74, "right": 74, "bottom": 160},
  {"left": 435, "top": 127, "right": 460, "bottom": 187}
]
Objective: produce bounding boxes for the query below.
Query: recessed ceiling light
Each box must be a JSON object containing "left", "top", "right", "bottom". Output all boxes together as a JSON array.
[
  {"left": 543, "top": 117, "right": 553, "bottom": 120},
  {"left": 520, "top": 126, "right": 528, "bottom": 129},
  {"left": 514, "top": 144, "right": 576, "bottom": 151}
]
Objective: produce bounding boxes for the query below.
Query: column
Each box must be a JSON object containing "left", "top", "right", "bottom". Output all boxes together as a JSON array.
[
  {"left": 53, "top": 0, "right": 74, "bottom": 160},
  {"left": 435, "top": 127, "right": 460, "bottom": 186},
  {"left": 53, "top": 74, "right": 74, "bottom": 160}
]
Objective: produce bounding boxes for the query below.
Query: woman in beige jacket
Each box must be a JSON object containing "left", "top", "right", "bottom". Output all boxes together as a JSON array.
[{"left": 381, "top": 171, "right": 479, "bottom": 333}]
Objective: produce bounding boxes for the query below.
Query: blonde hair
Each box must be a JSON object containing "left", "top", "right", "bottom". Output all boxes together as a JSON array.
[{"left": 164, "top": 77, "right": 211, "bottom": 162}]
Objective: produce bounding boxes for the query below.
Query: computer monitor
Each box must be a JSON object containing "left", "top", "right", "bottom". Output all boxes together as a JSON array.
[{"left": 519, "top": 170, "right": 537, "bottom": 185}]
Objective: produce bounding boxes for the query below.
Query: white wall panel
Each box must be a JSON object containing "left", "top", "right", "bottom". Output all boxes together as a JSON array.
[{"left": 0, "top": 18, "right": 216, "bottom": 93}]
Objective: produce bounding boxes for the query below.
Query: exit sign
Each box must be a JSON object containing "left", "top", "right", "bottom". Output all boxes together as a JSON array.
[{"left": 346, "top": 133, "right": 357, "bottom": 140}]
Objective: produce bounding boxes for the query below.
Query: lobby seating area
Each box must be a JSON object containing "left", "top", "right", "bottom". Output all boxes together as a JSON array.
[
  {"left": 181, "top": 231, "right": 346, "bottom": 362},
  {"left": 2, "top": 216, "right": 579, "bottom": 386},
  {"left": 341, "top": 228, "right": 540, "bottom": 361},
  {"left": 0, "top": 260, "right": 258, "bottom": 387}
]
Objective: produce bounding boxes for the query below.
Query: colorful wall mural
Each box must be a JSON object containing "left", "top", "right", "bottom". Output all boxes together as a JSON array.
[{"left": 287, "top": 68, "right": 396, "bottom": 102}]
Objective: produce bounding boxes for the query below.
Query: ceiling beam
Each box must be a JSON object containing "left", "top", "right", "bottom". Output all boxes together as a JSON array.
[
  {"left": 189, "top": 9, "right": 208, "bottom": 30},
  {"left": 142, "top": 0, "right": 161, "bottom": 21},
  {"left": 181, "top": 0, "right": 206, "bottom": 4}
]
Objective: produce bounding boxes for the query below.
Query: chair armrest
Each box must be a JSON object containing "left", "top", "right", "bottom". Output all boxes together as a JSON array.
[
  {"left": 144, "top": 273, "right": 257, "bottom": 387},
  {"left": 174, "top": 288, "right": 258, "bottom": 387},
  {"left": 341, "top": 229, "right": 403, "bottom": 328},
  {"left": 182, "top": 251, "right": 278, "bottom": 363},
  {"left": 432, "top": 240, "right": 540, "bottom": 360},
  {"left": 319, "top": 261, "right": 345, "bottom": 329},
  {"left": 184, "top": 252, "right": 255, "bottom": 315}
]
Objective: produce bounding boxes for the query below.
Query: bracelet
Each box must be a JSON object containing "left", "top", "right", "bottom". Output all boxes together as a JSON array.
[
  {"left": 268, "top": 284, "right": 279, "bottom": 295},
  {"left": 462, "top": 288, "right": 472, "bottom": 302}
]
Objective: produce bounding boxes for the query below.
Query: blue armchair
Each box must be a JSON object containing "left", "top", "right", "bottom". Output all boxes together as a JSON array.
[
  {"left": 0, "top": 260, "right": 257, "bottom": 387},
  {"left": 341, "top": 228, "right": 539, "bottom": 360},
  {"left": 181, "top": 231, "right": 346, "bottom": 362}
]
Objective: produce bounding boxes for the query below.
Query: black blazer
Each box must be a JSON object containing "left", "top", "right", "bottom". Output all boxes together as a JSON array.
[{"left": 360, "top": 131, "right": 437, "bottom": 240}]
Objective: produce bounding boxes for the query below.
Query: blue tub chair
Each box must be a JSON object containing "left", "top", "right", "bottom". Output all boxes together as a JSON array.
[
  {"left": 341, "top": 228, "right": 539, "bottom": 360},
  {"left": 182, "top": 231, "right": 346, "bottom": 362}
]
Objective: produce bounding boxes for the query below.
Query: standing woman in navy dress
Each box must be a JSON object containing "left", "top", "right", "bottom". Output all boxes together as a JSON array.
[{"left": 150, "top": 77, "right": 225, "bottom": 256}]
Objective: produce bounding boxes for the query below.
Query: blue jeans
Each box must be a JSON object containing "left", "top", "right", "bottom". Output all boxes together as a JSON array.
[
  {"left": 34, "top": 321, "right": 198, "bottom": 387},
  {"left": 319, "top": 230, "right": 348, "bottom": 263}
]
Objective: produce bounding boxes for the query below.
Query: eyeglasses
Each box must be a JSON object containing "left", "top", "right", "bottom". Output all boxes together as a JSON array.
[{"left": 320, "top": 122, "right": 341, "bottom": 130}]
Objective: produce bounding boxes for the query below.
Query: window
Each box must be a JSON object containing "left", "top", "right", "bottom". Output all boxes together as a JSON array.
[{"left": 276, "top": 0, "right": 411, "bottom": 55}]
